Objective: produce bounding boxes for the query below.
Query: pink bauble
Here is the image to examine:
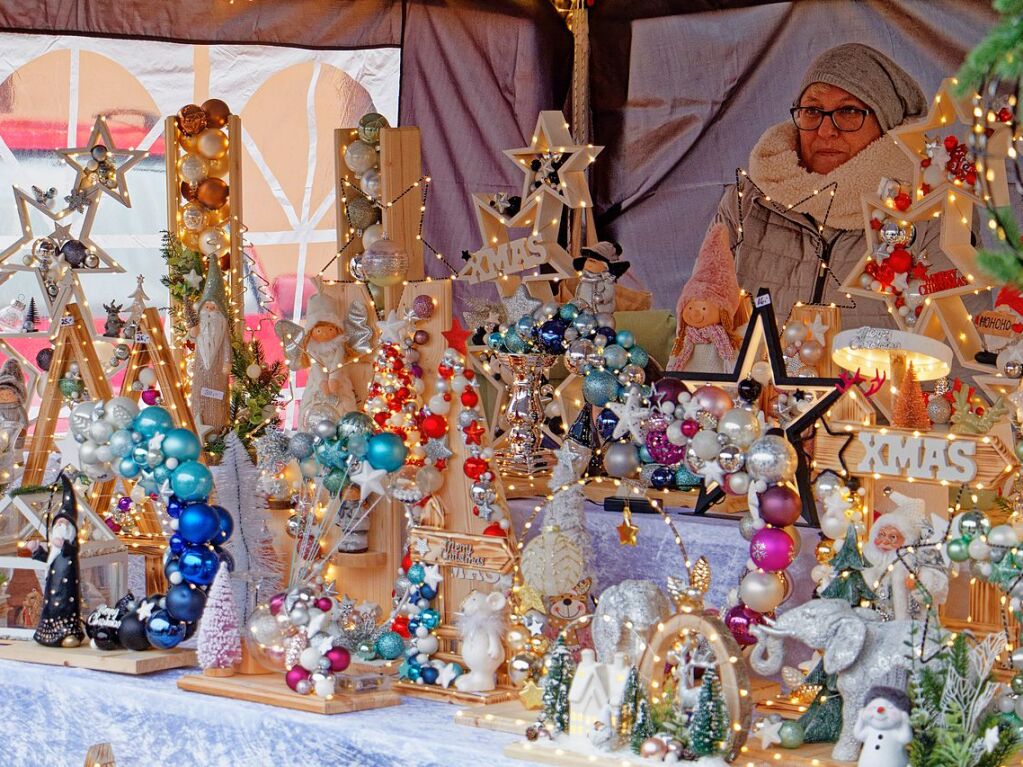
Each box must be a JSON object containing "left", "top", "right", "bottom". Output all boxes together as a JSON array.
[
  {"left": 315, "top": 597, "right": 333, "bottom": 612},
  {"left": 645, "top": 411, "right": 670, "bottom": 433},
  {"left": 141, "top": 389, "right": 160, "bottom": 406},
  {"left": 285, "top": 665, "right": 311, "bottom": 692},
  {"left": 750, "top": 527, "right": 796, "bottom": 572},
  {"left": 326, "top": 646, "right": 351, "bottom": 673},
  {"left": 724, "top": 604, "right": 765, "bottom": 647},
  {"left": 268, "top": 592, "right": 287, "bottom": 616},
  {"left": 681, "top": 419, "right": 700, "bottom": 438},
  {"left": 694, "top": 385, "right": 732, "bottom": 419},
  {"left": 759, "top": 485, "right": 802, "bottom": 527},
  {"left": 645, "top": 429, "right": 686, "bottom": 466}
]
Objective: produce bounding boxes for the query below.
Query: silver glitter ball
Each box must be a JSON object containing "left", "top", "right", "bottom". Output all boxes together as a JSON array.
[
  {"left": 1004, "top": 360, "right": 1023, "bottom": 379},
  {"left": 313, "top": 420, "right": 337, "bottom": 440},
  {"left": 745, "top": 435, "right": 797, "bottom": 483},
  {"left": 591, "top": 579, "right": 671, "bottom": 663}
]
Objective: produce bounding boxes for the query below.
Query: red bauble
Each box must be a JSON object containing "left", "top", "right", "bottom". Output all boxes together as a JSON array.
[
  {"left": 421, "top": 414, "right": 448, "bottom": 439},
  {"left": 464, "top": 370, "right": 475, "bottom": 380},
  {"left": 758, "top": 485, "right": 802, "bottom": 527},
  {"left": 401, "top": 552, "right": 412, "bottom": 571},
  {"left": 893, "top": 192, "right": 912, "bottom": 212},
  {"left": 483, "top": 522, "right": 507, "bottom": 537},
  {"left": 870, "top": 217, "right": 883, "bottom": 231},
  {"left": 921, "top": 157, "right": 931, "bottom": 168},
  {"left": 999, "top": 106, "right": 1013, "bottom": 123},
  {"left": 887, "top": 248, "right": 912, "bottom": 274},
  {"left": 965, "top": 169, "right": 977, "bottom": 186},
  {"left": 464, "top": 457, "right": 488, "bottom": 479},
  {"left": 943, "top": 135, "right": 959, "bottom": 151},
  {"left": 437, "top": 364, "right": 453, "bottom": 379},
  {"left": 875, "top": 263, "right": 895, "bottom": 287},
  {"left": 391, "top": 616, "right": 411, "bottom": 638},
  {"left": 374, "top": 412, "right": 389, "bottom": 427},
  {"left": 681, "top": 419, "right": 700, "bottom": 438},
  {"left": 461, "top": 389, "right": 479, "bottom": 408}
]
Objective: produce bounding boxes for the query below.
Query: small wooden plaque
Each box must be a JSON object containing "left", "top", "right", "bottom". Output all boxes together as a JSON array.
[
  {"left": 0, "top": 641, "right": 196, "bottom": 675},
  {"left": 177, "top": 672, "right": 400, "bottom": 715}
]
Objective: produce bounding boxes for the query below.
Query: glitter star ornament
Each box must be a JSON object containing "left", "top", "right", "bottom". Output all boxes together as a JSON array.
[
  {"left": 616, "top": 506, "right": 639, "bottom": 547},
  {"left": 501, "top": 283, "right": 543, "bottom": 323},
  {"left": 606, "top": 390, "right": 649, "bottom": 442}
]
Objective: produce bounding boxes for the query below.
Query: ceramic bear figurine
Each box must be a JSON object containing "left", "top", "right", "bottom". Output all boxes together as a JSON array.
[{"left": 454, "top": 590, "right": 507, "bottom": 692}]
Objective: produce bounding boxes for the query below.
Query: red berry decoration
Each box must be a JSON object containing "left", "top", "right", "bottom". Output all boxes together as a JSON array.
[
  {"left": 893, "top": 192, "right": 912, "bottom": 212},
  {"left": 870, "top": 217, "right": 883, "bottom": 231},
  {"left": 943, "top": 135, "right": 959, "bottom": 151},
  {"left": 998, "top": 106, "right": 1013, "bottom": 123},
  {"left": 421, "top": 413, "right": 448, "bottom": 439},
  {"left": 875, "top": 263, "right": 895, "bottom": 287},
  {"left": 887, "top": 248, "right": 912, "bottom": 274}
]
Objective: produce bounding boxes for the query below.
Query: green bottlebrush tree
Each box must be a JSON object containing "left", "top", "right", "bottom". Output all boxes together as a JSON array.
[
  {"left": 689, "top": 667, "right": 728, "bottom": 756},
  {"left": 630, "top": 695, "right": 656, "bottom": 754},
  {"left": 819, "top": 525, "right": 877, "bottom": 605},
  {"left": 541, "top": 637, "right": 575, "bottom": 734},
  {"left": 618, "top": 665, "right": 642, "bottom": 736}
]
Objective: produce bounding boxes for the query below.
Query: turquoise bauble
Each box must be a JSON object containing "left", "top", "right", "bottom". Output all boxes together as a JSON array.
[
  {"left": 515, "top": 317, "right": 535, "bottom": 338},
  {"left": 315, "top": 438, "right": 349, "bottom": 470},
  {"left": 133, "top": 406, "right": 173, "bottom": 438},
  {"left": 366, "top": 433, "right": 408, "bottom": 472},
  {"left": 170, "top": 460, "right": 213, "bottom": 502},
  {"left": 675, "top": 465, "right": 701, "bottom": 488},
  {"left": 407, "top": 563, "right": 426, "bottom": 585},
  {"left": 375, "top": 630, "right": 405, "bottom": 660},
  {"left": 503, "top": 329, "right": 527, "bottom": 353},
  {"left": 152, "top": 464, "right": 172, "bottom": 485},
  {"left": 629, "top": 346, "right": 649, "bottom": 367},
  {"left": 338, "top": 411, "right": 374, "bottom": 442},
  {"left": 323, "top": 468, "right": 348, "bottom": 496},
  {"left": 559, "top": 304, "right": 580, "bottom": 322},
  {"left": 602, "top": 344, "right": 629, "bottom": 371},
  {"left": 779, "top": 721, "right": 805, "bottom": 749},
  {"left": 348, "top": 433, "right": 368, "bottom": 459},
  {"left": 946, "top": 537, "right": 970, "bottom": 562},
  {"left": 583, "top": 369, "right": 620, "bottom": 407},
  {"left": 161, "top": 428, "right": 201, "bottom": 461},
  {"left": 615, "top": 329, "right": 635, "bottom": 349},
  {"left": 420, "top": 608, "right": 441, "bottom": 629},
  {"left": 486, "top": 332, "right": 504, "bottom": 350},
  {"left": 118, "top": 456, "right": 141, "bottom": 478}
]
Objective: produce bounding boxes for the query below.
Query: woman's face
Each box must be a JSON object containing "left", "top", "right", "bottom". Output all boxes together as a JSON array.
[
  {"left": 797, "top": 83, "right": 882, "bottom": 175},
  {"left": 682, "top": 299, "right": 719, "bottom": 329}
]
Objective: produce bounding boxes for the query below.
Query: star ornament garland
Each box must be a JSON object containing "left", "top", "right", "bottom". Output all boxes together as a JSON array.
[{"left": 666, "top": 289, "right": 842, "bottom": 523}]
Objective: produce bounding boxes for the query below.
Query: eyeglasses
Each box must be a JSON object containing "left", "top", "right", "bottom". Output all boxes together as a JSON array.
[{"left": 790, "top": 106, "right": 871, "bottom": 132}]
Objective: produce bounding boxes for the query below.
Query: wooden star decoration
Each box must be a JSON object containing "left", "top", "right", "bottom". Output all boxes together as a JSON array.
[
  {"left": 37, "top": 271, "right": 100, "bottom": 341},
  {"left": 442, "top": 318, "right": 472, "bottom": 355},
  {"left": 504, "top": 111, "right": 602, "bottom": 210},
  {"left": 59, "top": 115, "right": 147, "bottom": 209},
  {"left": 890, "top": 77, "right": 1011, "bottom": 208},
  {"left": 914, "top": 293, "right": 993, "bottom": 378},
  {"left": 667, "top": 289, "right": 843, "bottom": 524},
  {"left": 0, "top": 187, "right": 72, "bottom": 271},
  {"left": 519, "top": 679, "right": 544, "bottom": 709}
]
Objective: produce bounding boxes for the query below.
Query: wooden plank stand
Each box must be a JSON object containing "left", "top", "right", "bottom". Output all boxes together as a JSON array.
[
  {"left": 177, "top": 671, "right": 400, "bottom": 715},
  {"left": 0, "top": 641, "right": 196, "bottom": 675}
]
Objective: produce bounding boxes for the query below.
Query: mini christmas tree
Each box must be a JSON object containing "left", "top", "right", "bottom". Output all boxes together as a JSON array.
[
  {"left": 541, "top": 637, "right": 575, "bottom": 734},
  {"left": 630, "top": 694, "right": 656, "bottom": 753},
  {"left": 21, "top": 298, "right": 38, "bottom": 333},
  {"left": 618, "top": 665, "right": 643, "bottom": 736},
  {"left": 892, "top": 362, "right": 930, "bottom": 429},
  {"left": 796, "top": 659, "right": 843, "bottom": 743},
  {"left": 819, "top": 525, "right": 877, "bottom": 605},
  {"left": 197, "top": 563, "right": 242, "bottom": 675},
  {"left": 689, "top": 667, "right": 728, "bottom": 756}
]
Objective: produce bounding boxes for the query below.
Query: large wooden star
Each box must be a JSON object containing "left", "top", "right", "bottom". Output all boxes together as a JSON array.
[
  {"left": 59, "top": 115, "right": 147, "bottom": 209},
  {"left": 667, "top": 289, "right": 843, "bottom": 525},
  {"left": 503, "top": 111, "right": 602, "bottom": 210}
]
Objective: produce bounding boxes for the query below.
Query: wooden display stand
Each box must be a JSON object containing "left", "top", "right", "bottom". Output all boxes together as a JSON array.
[
  {"left": 177, "top": 672, "right": 399, "bottom": 715},
  {"left": 0, "top": 641, "right": 195, "bottom": 675}
]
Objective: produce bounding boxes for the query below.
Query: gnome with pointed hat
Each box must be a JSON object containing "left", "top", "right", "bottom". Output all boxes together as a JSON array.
[
  {"left": 862, "top": 490, "right": 949, "bottom": 620},
  {"left": 668, "top": 223, "right": 742, "bottom": 373},
  {"left": 188, "top": 259, "right": 233, "bottom": 436}
]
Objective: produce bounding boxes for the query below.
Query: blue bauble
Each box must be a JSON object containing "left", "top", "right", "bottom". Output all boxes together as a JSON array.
[
  {"left": 420, "top": 608, "right": 441, "bottom": 630},
  {"left": 133, "top": 406, "right": 173, "bottom": 438},
  {"left": 132, "top": 445, "right": 150, "bottom": 466},
  {"left": 675, "top": 465, "right": 701, "bottom": 488},
  {"left": 214, "top": 544, "right": 235, "bottom": 572},
  {"left": 178, "top": 546, "right": 219, "bottom": 585},
  {"left": 152, "top": 464, "right": 172, "bottom": 486},
  {"left": 515, "top": 316, "right": 535, "bottom": 338},
  {"left": 629, "top": 346, "right": 649, "bottom": 367},
  {"left": 573, "top": 312, "right": 597, "bottom": 336},
  {"left": 164, "top": 557, "right": 181, "bottom": 582},
  {"left": 538, "top": 318, "right": 568, "bottom": 353},
  {"left": 177, "top": 502, "right": 220, "bottom": 544},
  {"left": 486, "top": 331, "right": 504, "bottom": 350},
  {"left": 109, "top": 429, "right": 136, "bottom": 458},
  {"left": 602, "top": 344, "right": 629, "bottom": 371},
  {"left": 166, "top": 496, "right": 185, "bottom": 519},
  {"left": 118, "top": 456, "right": 141, "bottom": 479},
  {"left": 211, "top": 505, "right": 233, "bottom": 545},
  {"left": 651, "top": 466, "right": 676, "bottom": 490},
  {"left": 638, "top": 446, "right": 653, "bottom": 463},
  {"left": 407, "top": 563, "right": 426, "bottom": 585},
  {"left": 366, "top": 433, "right": 408, "bottom": 473},
  {"left": 171, "top": 460, "right": 213, "bottom": 502},
  {"left": 616, "top": 329, "right": 635, "bottom": 349},
  {"left": 421, "top": 666, "right": 440, "bottom": 685},
  {"left": 315, "top": 438, "right": 349, "bottom": 470},
  {"left": 596, "top": 326, "right": 617, "bottom": 344},
  {"left": 161, "top": 428, "right": 201, "bottom": 462},
  {"left": 375, "top": 630, "right": 406, "bottom": 660},
  {"left": 559, "top": 303, "right": 580, "bottom": 322},
  {"left": 165, "top": 583, "right": 207, "bottom": 623},
  {"left": 596, "top": 408, "right": 620, "bottom": 440},
  {"left": 503, "top": 329, "right": 527, "bottom": 353},
  {"left": 419, "top": 584, "right": 437, "bottom": 600},
  {"left": 144, "top": 609, "right": 187, "bottom": 650},
  {"left": 347, "top": 433, "right": 368, "bottom": 459},
  {"left": 583, "top": 370, "right": 620, "bottom": 407},
  {"left": 169, "top": 533, "right": 186, "bottom": 554},
  {"left": 407, "top": 619, "right": 420, "bottom": 634}
]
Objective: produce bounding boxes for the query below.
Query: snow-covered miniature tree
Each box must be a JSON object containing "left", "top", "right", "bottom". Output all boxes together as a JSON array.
[
  {"left": 542, "top": 637, "right": 576, "bottom": 734},
  {"left": 630, "top": 695, "right": 656, "bottom": 753},
  {"left": 690, "top": 667, "right": 728, "bottom": 756},
  {"left": 545, "top": 442, "right": 595, "bottom": 588},
  {"left": 197, "top": 562, "right": 242, "bottom": 675}
]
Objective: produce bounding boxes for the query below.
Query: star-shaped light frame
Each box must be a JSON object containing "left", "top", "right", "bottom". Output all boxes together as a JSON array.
[{"left": 59, "top": 115, "right": 147, "bottom": 209}]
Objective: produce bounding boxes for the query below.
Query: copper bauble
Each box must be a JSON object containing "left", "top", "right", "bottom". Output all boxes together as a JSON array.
[
  {"left": 180, "top": 182, "right": 197, "bottom": 202},
  {"left": 202, "top": 98, "right": 231, "bottom": 128},
  {"left": 207, "top": 155, "right": 229, "bottom": 179},
  {"left": 196, "top": 178, "right": 229, "bottom": 210},
  {"left": 177, "top": 104, "right": 208, "bottom": 136},
  {"left": 177, "top": 132, "right": 199, "bottom": 153}
]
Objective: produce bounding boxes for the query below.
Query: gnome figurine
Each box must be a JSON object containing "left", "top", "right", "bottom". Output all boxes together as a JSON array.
[
  {"left": 297, "top": 289, "right": 358, "bottom": 430},
  {"left": 668, "top": 223, "right": 741, "bottom": 373},
  {"left": 188, "top": 260, "right": 233, "bottom": 436},
  {"left": 30, "top": 474, "right": 86, "bottom": 648}
]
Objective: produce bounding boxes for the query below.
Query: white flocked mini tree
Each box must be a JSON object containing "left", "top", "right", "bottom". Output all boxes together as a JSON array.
[{"left": 197, "top": 562, "right": 243, "bottom": 675}]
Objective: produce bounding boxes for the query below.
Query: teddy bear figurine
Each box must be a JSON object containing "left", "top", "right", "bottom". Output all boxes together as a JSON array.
[{"left": 454, "top": 590, "right": 508, "bottom": 693}]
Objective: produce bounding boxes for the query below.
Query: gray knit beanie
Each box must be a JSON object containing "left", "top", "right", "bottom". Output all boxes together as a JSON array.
[{"left": 797, "top": 43, "right": 927, "bottom": 132}]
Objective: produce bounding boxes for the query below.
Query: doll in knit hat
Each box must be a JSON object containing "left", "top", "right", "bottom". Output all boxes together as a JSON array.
[
  {"left": 668, "top": 223, "right": 741, "bottom": 373},
  {"left": 0, "top": 359, "right": 28, "bottom": 447}
]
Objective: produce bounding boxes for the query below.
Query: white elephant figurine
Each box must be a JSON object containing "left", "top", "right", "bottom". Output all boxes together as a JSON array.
[
  {"left": 454, "top": 590, "right": 507, "bottom": 692},
  {"left": 749, "top": 598, "right": 935, "bottom": 761}
]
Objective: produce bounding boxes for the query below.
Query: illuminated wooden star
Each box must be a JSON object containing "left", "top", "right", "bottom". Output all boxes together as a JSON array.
[
  {"left": 519, "top": 679, "right": 544, "bottom": 710},
  {"left": 616, "top": 515, "right": 639, "bottom": 547},
  {"left": 0, "top": 187, "right": 72, "bottom": 272},
  {"left": 442, "top": 318, "right": 472, "bottom": 355},
  {"left": 504, "top": 111, "right": 602, "bottom": 209},
  {"left": 59, "top": 115, "right": 147, "bottom": 208}
]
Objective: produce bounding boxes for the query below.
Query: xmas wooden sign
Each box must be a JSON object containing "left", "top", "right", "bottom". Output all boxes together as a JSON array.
[{"left": 407, "top": 529, "right": 516, "bottom": 583}]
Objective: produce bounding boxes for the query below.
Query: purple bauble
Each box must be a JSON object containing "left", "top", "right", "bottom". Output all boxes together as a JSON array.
[
  {"left": 652, "top": 377, "right": 687, "bottom": 407},
  {"left": 645, "top": 429, "right": 686, "bottom": 466},
  {"left": 117, "top": 496, "right": 133, "bottom": 512},
  {"left": 285, "top": 665, "right": 311, "bottom": 692},
  {"left": 141, "top": 389, "right": 160, "bottom": 406},
  {"left": 750, "top": 527, "right": 796, "bottom": 572},
  {"left": 693, "top": 385, "right": 732, "bottom": 419},
  {"left": 412, "top": 294, "right": 434, "bottom": 319},
  {"left": 645, "top": 411, "right": 670, "bottom": 433},
  {"left": 759, "top": 485, "right": 802, "bottom": 527},
  {"left": 268, "top": 592, "right": 287, "bottom": 616},
  {"left": 410, "top": 364, "right": 424, "bottom": 378},
  {"left": 724, "top": 604, "right": 765, "bottom": 647},
  {"left": 413, "top": 329, "right": 430, "bottom": 345}
]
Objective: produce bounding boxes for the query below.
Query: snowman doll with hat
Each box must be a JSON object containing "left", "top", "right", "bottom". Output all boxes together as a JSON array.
[{"left": 853, "top": 686, "right": 913, "bottom": 767}]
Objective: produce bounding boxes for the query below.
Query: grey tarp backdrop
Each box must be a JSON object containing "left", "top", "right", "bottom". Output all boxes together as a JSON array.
[{"left": 0, "top": 0, "right": 1006, "bottom": 311}]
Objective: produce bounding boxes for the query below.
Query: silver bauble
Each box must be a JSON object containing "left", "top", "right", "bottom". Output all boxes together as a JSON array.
[
  {"left": 344, "top": 139, "right": 377, "bottom": 175},
  {"left": 717, "top": 408, "right": 762, "bottom": 450},
  {"left": 604, "top": 443, "right": 640, "bottom": 478},
  {"left": 926, "top": 397, "right": 952, "bottom": 425},
  {"left": 591, "top": 580, "right": 671, "bottom": 662},
  {"left": 745, "top": 435, "right": 797, "bottom": 483},
  {"left": 717, "top": 443, "right": 745, "bottom": 473},
  {"left": 739, "top": 512, "right": 758, "bottom": 541},
  {"left": 739, "top": 571, "right": 786, "bottom": 613},
  {"left": 812, "top": 471, "right": 844, "bottom": 501}
]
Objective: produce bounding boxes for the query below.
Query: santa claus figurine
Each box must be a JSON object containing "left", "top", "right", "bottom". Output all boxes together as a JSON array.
[
  {"left": 189, "top": 259, "right": 233, "bottom": 436},
  {"left": 853, "top": 686, "right": 912, "bottom": 767},
  {"left": 862, "top": 491, "right": 949, "bottom": 621},
  {"left": 668, "top": 223, "right": 741, "bottom": 373}
]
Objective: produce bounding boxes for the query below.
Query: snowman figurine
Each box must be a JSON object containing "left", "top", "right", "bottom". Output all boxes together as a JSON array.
[{"left": 853, "top": 686, "right": 913, "bottom": 767}]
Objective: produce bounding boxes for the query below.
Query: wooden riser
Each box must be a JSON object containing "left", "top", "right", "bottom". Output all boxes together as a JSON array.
[
  {"left": 396, "top": 679, "right": 518, "bottom": 705},
  {"left": 455, "top": 699, "right": 537, "bottom": 735},
  {"left": 0, "top": 640, "right": 195, "bottom": 675},
  {"left": 177, "top": 672, "right": 400, "bottom": 715}
]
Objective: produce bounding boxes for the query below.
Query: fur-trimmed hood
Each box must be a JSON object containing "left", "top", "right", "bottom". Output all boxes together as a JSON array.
[{"left": 747, "top": 122, "right": 914, "bottom": 230}]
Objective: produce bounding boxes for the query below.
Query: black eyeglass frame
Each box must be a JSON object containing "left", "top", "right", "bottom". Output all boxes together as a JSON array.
[{"left": 789, "top": 106, "right": 872, "bottom": 132}]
